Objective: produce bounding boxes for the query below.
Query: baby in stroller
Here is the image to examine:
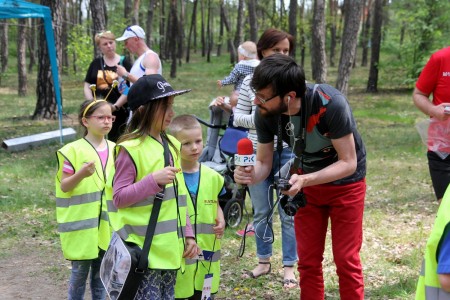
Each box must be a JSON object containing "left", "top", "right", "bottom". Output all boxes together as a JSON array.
[{"left": 195, "top": 97, "right": 248, "bottom": 228}]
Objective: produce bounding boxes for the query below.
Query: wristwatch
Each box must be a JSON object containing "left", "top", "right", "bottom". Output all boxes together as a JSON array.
[{"left": 122, "top": 73, "right": 129, "bottom": 80}]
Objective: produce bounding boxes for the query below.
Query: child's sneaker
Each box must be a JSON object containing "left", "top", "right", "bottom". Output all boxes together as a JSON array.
[{"left": 236, "top": 223, "right": 255, "bottom": 237}]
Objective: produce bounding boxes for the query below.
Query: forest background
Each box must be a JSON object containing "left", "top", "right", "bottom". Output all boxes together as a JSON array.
[{"left": 1, "top": 0, "right": 450, "bottom": 299}]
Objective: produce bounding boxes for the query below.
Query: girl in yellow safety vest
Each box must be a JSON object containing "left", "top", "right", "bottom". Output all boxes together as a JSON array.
[
  {"left": 56, "top": 99, "right": 116, "bottom": 300},
  {"left": 111, "top": 74, "right": 200, "bottom": 300}
]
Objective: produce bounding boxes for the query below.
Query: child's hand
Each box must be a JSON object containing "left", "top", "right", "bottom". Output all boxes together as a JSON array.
[
  {"left": 153, "top": 166, "right": 180, "bottom": 186},
  {"left": 213, "top": 218, "right": 225, "bottom": 239},
  {"left": 80, "top": 161, "right": 96, "bottom": 178},
  {"left": 217, "top": 80, "right": 222, "bottom": 89},
  {"left": 183, "top": 237, "right": 201, "bottom": 258}
]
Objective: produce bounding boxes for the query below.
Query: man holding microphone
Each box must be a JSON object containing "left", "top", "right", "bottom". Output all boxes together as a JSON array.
[{"left": 234, "top": 54, "right": 367, "bottom": 300}]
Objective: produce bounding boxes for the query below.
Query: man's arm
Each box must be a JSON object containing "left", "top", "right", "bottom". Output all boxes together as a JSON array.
[
  {"left": 234, "top": 141, "right": 274, "bottom": 185},
  {"left": 143, "top": 52, "right": 161, "bottom": 75},
  {"left": 413, "top": 87, "right": 450, "bottom": 121},
  {"left": 285, "top": 133, "right": 357, "bottom": 196}
]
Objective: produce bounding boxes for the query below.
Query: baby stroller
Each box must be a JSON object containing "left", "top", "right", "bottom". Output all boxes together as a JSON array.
[{"left": 195, "top": 98, "right": 248, "bottom": 228}]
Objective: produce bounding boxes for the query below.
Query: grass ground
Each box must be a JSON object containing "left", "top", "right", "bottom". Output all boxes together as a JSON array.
[{"left": 0, "top": 52, "right": 436, "bottom": 299}]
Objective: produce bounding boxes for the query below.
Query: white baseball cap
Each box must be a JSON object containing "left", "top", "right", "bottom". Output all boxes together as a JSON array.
[{"left": 116, "top": 25, "right": 146, "bottom": 41}]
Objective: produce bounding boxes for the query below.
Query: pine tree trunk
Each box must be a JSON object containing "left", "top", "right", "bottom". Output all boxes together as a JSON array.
[
  {"left": 335, "top": 0, "right": 363, "bottom": 95},
  {"left": 169, "top": 0, "right": 178, "bottom": 78},
  {"left": 146, "top": 0, "right": 157, "bottom": 48},
  {"left": 35, "top": 0, "right": 62, "bottom": 120},
  {"left": 233, "top": 0, "right": 244, "bottom": 51},
  {"left": 27, "top": 18, "right": 36, "bottom": 73},
  {"left": 186, "top": 0, "right": 198, "bottom": 63},
  {"left": 0, "top": 21, "right": 8, "bottom": 74},
  {"left": 328, "top": 0, "right": 338, "bottom": 67},
  {"left": 90, "top": 0, "right": 106, "bottom": 57},
  {"left": 311, "top": 0, "right": 327, "bottom": 83},
  {"left": 248, "top": 0, "right": 258, "bottom": 42},
  {"left": 17, "top": 19, "right": 27, "bottom": 97},
  {"left": 366, "top": 0, "right": 383, "bottom": 93},
  {"left": 288, "top": 0, "right": 298, "bottom": 58},
  {"left": 361, "top": 0, "right": 372, "bottom": 67}
]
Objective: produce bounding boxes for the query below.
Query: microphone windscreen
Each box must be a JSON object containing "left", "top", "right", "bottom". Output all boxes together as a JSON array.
[{"left": 236, "top": 138, "right": 253, "bottom": 155}]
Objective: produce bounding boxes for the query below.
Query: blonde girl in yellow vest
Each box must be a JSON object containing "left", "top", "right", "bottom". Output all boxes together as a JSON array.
[
  {"left": 55, "top": 99, "right": 115, "bottom": 300},
  {"left": 110, "top": 74, "right": 200, "bottom": 300}
]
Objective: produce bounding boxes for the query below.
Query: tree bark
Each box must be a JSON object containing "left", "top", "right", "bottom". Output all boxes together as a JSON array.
[
  {"left": 220, "top": 1, "right": 236, "bottom": 64},
  {"left": 169, "top": 0, "right": 178, "bottom": 78},
  {"left": 366, "top": 0, "right": 383, "bottom": 93},
  {"left": 35, "top": 0, "right": 63, "bottom": 120},
  {"left": 311, "top": 0, "right": 327, "bottom": 83},
  {"left": 328, "top": 0, "right": 338, "bottom": 67},
  {"left": 0, "top": 21, "right": 8, "bottom": 74},
  {"left": 335, "top": 0, "right": 363, "bottom": 95},
  {"left": 233, "top": 0, "right": 244, "bottom": 51},
  {"left": 206, "top": 0, "right": 212, "bottom": 63},
  {"left": 146, "top": 0, "right": 157, "bottom": 48},
  {"left": 89, "top": 0, "right": 106, "bottom": 57},
  {"left": 17, "top": 19, "right": 27, "bottom": 97},
  {"left": 132, "top": 0, "right": 140, "bottom": 25},
  {"left": 186, "top": 0, "right": 198, "bottom": 62},
  {"left": 247, "top": 0, "right": 258, "bottom": 42},
  {"left": 124, "top": 0, "right": 132, "bottom": 23},
  {"left": 288, "top": 0, "right": 297, "bottom": 58},
  {"left": 360, "top": 0, "right": 372, "bottom": 67},
  {"left": 27, "top": 19, "right": 36, "bottom": 73},
  {"left": 217, "top": 2, "right": 224, "bottom": 57},
  {"left": 200, "top": 0, "right": 205, "bottom": 57}
]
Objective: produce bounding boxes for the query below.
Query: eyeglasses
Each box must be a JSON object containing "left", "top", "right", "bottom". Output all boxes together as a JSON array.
[
  {"left": 251, "top": 87, "right": 278, "bottom": 104},
  {"left": 126, "top": 26, "right": 139, "bottom": 37},
  {"left": 87, "top": 115, "right": 116, "bottom": 122}
]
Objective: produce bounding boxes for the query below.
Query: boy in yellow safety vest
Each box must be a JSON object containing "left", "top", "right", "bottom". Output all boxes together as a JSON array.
[{"left": 170, "top": 114, "right": 226, "bottom": 300}]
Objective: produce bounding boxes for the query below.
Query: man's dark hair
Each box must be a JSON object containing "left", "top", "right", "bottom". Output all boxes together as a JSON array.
[{"left": 251, "top": 54, "right": 306, "bottom": 99}]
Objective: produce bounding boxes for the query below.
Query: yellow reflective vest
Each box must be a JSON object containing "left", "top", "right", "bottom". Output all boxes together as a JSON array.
[
  {"left": 55, "top": 138, "right": 114, "bottom": 260},
  {"left": 175, "top": 164, "right": 224, "bottom": 298},
  {"left": 416, "top": 187, "right": 450, "bottom": 299},
  {"left": 107, "top": 135, "right": 188, "bottom": 270}
]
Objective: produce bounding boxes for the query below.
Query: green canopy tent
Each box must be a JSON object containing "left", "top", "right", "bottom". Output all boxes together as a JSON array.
[{"left": 0, "top": 0, "right": 64, "bottom": 143}]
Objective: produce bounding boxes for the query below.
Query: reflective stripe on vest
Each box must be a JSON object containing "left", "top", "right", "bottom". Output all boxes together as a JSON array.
[
  {"left": 55, "top": 139, "right": 115, "bottom": 259},
  {"left": 415, "top": 187, "right": 450, "bottom": 300},
  {"left": 175, "top": 164, "right": 224, "bottom": 298},
  {"left": 108, "top": 135, "right": 188, "bottom": 270}
]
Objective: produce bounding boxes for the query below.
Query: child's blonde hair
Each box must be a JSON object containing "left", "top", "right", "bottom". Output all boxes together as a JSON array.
[
  {"left": 168, "top": 114, "right": 201, "bottom": 138},
  {"left": 238, "top": 41, "right": 257, "bottom": 59}
]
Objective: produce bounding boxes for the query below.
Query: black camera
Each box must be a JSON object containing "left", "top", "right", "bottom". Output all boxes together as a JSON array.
[
  {"left": 274, "top": 178, "right": 291, "bottom": 191},
  {"left": 280, "top": 192, "right": 307, "bottom": 216}
]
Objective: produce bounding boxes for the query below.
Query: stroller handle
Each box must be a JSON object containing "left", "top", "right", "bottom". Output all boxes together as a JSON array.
[{"left": 194, "top": 115, "right": 227, "bottom": 129}]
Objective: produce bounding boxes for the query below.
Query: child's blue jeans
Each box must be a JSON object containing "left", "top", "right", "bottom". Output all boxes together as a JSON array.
[{"left": 68, "top": 256, "right": 106, "bottom": 300}]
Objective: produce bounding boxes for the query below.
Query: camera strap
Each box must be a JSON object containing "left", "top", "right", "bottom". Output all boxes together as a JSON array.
[{"left": 290, "top": 84, "right": 318, "bottom": 173}]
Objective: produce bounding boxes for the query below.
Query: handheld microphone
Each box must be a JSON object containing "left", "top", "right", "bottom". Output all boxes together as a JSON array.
[
  {"left": 234, "top": 138, "right": 255, "bottom": 188},
  {"left": 234, "top": 138, "right": 255, "bottom": 166}
]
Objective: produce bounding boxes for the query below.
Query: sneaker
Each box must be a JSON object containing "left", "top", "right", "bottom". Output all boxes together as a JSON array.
[{"left": 236, "top": 224, "right": 255, "bottom": 237}]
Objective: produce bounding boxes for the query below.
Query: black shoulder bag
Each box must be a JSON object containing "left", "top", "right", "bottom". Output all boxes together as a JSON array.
[{"left": 100, "top": 138, "right": 171, "bottom": 300}]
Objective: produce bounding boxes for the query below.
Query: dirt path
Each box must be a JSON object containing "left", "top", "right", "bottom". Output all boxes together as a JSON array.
[{"left": 0, "top": 239, "right": 69, "bottom": 299}]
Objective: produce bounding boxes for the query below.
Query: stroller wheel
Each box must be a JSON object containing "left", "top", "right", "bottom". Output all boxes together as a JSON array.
[{"left": 223, "top": 198, "right": 243, "bottom": 228}]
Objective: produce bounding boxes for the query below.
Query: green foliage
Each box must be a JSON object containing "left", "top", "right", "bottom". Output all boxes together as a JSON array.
[
  {"left": 66, "top": 24, "right": 94, "bottom": 75},
  {"left": 387, "top": 0, "right": 450, "bottom": 79}
]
